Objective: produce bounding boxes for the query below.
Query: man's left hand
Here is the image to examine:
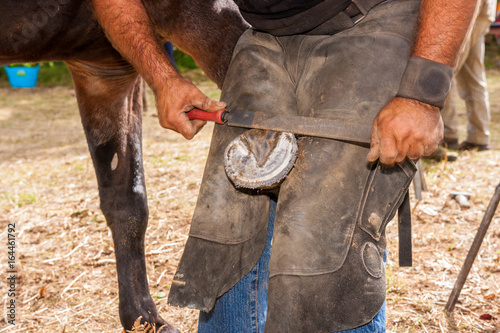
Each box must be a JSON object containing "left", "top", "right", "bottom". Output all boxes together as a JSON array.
[{"left": 366, "top": 97, "right": 443, "bottom": 165}]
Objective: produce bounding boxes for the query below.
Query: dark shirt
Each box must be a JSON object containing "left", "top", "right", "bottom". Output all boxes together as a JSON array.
[{"left": 234, "top": 0, "right": 351, "bottom": 35}]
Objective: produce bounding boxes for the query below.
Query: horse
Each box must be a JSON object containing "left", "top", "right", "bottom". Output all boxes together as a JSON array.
[{"left": 0, "top": 0, "right": 248, "bottom": 331}]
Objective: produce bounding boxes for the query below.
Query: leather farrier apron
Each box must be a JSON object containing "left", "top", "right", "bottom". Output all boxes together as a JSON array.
[{"left": 169, "top": 1, "right": 421, "bottom": 331}]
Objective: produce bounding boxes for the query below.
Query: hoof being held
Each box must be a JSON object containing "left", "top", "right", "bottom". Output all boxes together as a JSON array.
[{"left": 127, "top": 316, "right": 180, "bottom": 333}]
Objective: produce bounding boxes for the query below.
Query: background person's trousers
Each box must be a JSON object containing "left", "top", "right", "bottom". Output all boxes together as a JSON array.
[{"left": 441, "top": 0, "right": 494, "bottom": 146}]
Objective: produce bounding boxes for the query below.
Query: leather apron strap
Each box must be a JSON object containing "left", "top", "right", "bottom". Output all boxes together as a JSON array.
[{"left": 398, "top": 190, "right": 412, "bottom": 267}]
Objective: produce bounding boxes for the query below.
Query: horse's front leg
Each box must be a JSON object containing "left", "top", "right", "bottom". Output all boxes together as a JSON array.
[{"left": 66, "top": 60, "right": 178, "bottom": 333}]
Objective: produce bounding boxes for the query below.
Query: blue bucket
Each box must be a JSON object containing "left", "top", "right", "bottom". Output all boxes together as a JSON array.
[{"left": 4, "top": 65, "right": 40, "bottom": 88}]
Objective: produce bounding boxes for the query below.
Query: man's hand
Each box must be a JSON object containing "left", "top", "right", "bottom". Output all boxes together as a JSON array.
[
  {"left": 366, "top": 97, "right": 443, "bottom": 165},
  {"left": 155, "top": 76, "right": 226, "bottom": 139}
]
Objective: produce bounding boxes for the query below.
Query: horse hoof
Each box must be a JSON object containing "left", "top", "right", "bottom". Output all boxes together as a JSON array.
[
  {"left": 127, "top": 316, "right": 179, "bottom": 333},
  {"left": 157, "top": 324, "right": 180, "bottom": 333},
  {"left": 224, "top": 129, "right": 297, "bottom": 190}
]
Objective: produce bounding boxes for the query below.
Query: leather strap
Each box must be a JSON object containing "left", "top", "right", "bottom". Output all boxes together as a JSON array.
[
  {"left": 398, "top": 190, "right": 412, "bottom": 267},
  {"left": 346, "top": 0, "right": 380, "bottom": 17},
  {"left": 308, "top": 0, "right": 387, "bottom": 35}
]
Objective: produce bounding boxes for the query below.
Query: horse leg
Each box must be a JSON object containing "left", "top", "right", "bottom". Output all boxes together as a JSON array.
[{"left": 65, "top": 60, "right": 178, "bottom": 333}]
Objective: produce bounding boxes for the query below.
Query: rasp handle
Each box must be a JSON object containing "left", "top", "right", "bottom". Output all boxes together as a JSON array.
[{"left": 187, "top": 109, "right": 227, "bottom": 125}]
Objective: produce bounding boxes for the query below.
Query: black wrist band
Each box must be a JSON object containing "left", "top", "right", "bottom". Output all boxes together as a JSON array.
[{"left": 396, "top": 56, "right": 453, "bottom": 109}]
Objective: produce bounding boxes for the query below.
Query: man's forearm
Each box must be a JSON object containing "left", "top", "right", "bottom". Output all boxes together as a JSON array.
[
  {"left": 395, "top": 0, "right": 478, "bottom": 109},
  {"left": 91, "top": 0, "right": 178, "bottom": 89},
  {"left": 367, "top": 0, "right": 478, "bottom": 164},
  {"left": 91, "top": 0, "right": 226, "bottom": 139},
  {"left": 412, "top": 0, "right": 478, "bottom": 66}
]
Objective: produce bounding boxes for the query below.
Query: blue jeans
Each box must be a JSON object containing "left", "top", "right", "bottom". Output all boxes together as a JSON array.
[{"left": 198, "top": 199, "right": 386, "bottom": 333}]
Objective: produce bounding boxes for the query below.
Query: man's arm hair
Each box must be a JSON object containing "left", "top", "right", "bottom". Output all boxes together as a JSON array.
[
  {"left": 90, "top": 0, "right": 226, "bottom": 139},
  {"left": 367, "top": 0, "right": 478, "bottom": 165},
  {"left": 91, "top": 0, "right": 179, "bottom": 90},
  {"left": 412, "top": 0, "right": 478, "bottom": 66}
]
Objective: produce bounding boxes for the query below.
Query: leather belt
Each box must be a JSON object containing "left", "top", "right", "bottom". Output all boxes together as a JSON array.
[{"left": 344, "top": 0, "right": 368, "bottom": 19}]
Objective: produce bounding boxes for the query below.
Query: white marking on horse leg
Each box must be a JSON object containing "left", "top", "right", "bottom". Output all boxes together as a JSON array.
[{"left": 111, "top": 153, "right": 118, "bottom": 171}]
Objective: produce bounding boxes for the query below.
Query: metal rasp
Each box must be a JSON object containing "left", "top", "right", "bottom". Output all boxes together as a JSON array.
[{"left": 187, "top": 109, "right": 371, "bottom": 145}]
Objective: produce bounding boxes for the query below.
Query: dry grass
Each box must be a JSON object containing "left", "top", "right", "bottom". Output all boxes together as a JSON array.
[
  {"left": 0, "top": 68, "right": 499, "bottom": 332},
  {"left": 385, "top": 150, "right": 500, "bottom": 332}
]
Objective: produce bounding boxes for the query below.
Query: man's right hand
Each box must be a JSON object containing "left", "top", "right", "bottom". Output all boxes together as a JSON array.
[{"left": 155, "top": 76, "right": 226, "bottom": 139}]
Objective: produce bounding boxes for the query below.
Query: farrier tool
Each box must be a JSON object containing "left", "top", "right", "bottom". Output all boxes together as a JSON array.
[
  {"left": 446, "top": 182, "right": 500, "bottom": 313},
  {"left": 187, "top": 109, "right": 372, "bottom": 144}
]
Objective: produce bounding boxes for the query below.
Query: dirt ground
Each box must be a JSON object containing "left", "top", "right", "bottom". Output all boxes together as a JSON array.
[{"left": 0, "top": 68, "right": 499, "bottom": 333}]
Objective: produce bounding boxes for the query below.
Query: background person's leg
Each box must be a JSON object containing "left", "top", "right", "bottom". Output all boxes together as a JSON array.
[
  {"left": 455, "top": 31, "right": 491, "bottom": 147},
  {"left": 441, "top": 80, "right": 460, "bottom": 147},
  {"left": 164, "top": 41, "right": 177, "bottom": 69}
]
